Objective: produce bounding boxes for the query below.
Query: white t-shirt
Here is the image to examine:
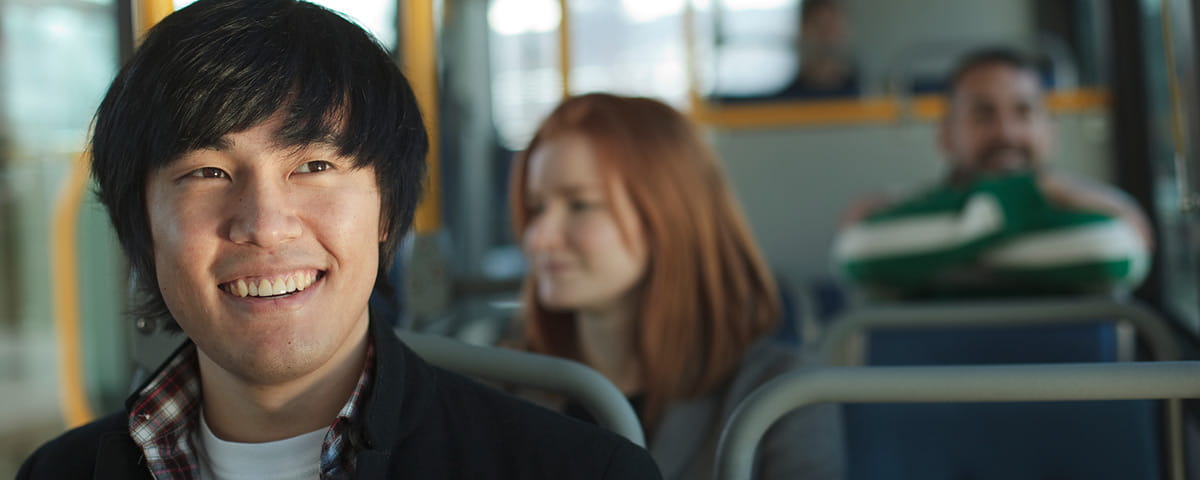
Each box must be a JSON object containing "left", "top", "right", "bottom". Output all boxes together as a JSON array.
[{"left": 194, "top": 411, "right": 326, "bottom": 480}]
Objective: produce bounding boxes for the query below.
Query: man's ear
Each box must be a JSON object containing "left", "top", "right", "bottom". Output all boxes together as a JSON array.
[
  {"left": 1045, "top": 116, "right": 1059, "bottom": 156},
  {"left": 936, "top": 115, "right": 954, "bottom": 160}
]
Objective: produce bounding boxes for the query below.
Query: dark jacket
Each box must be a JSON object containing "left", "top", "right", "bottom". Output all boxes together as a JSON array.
[{"left": 18, "top": 318, "right": 662, "bottom": 479}]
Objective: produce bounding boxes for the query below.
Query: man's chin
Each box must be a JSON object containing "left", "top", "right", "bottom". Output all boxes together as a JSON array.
[
  {"left": 952, "top": 164, "right": 1038, "bottom": 186},
  {"left": 979, "top": 149, "right": 1037, "bottom": 173},
  {"left": 991, "top": 164, "right": 1034, "bottom": 176}
]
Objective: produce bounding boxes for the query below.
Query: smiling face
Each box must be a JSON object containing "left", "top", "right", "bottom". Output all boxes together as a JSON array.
[
  {"left": 522, "top": 133, "right": 649, "bottom": 314},
  {"left": 940, "top": 63, "right": 1056, "bottom": 182},
  {"left": 145, "top": 114, "right": 381, "bottom": 386}
]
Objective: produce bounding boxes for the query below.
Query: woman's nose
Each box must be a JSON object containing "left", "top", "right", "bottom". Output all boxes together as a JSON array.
[{"left": 524, "top": 209, "right": 565, "bottom": 253}]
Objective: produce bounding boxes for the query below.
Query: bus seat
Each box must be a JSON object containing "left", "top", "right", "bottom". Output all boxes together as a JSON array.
[
  {"left": 770, "top": 276, "right": 802, "bottom": 346},
  {"left": 714, "top": 362, "right": 1200, "bottom": 480},
  {"left": 818, "top": 298, "right": 1179, "bottom": 480},
  {"left": 394, "top": 330, "right": 647, "bottom": 447},
  {"left": 846, "top": 324, "right": 1159, "bottom": 480},
  {"left": 771, "top": 277, "right": 851, "bottom": 348}
]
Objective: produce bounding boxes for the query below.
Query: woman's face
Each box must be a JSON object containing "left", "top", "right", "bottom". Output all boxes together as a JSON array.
[{"left": 522, "top": 133, "right": 649, "bottom": 314}]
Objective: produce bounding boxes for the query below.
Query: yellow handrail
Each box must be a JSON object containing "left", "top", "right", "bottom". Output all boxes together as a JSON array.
[
  {"left": 558, "top": 0, "right": 571, "bottom": 99},
  {"left": 136, "top": 0, "right": 174, "bottom": 38},
  {"left": 52, "top": 0, "right": 176, "bottom": 429},
  {"left": 51, "top": 153, "right": 95, "bottom": 428},
  {"left": 405, "top": 0, "right": 442, "bottom": 234},
  {"left": 693, "top": 96, "right": 902, "bottom": 128},
  {"left": 683, "top": 0, "right": 700, "bottom": 115},
  {"left": 689, "top": 89, "right": 1110, "bottom": 130}
]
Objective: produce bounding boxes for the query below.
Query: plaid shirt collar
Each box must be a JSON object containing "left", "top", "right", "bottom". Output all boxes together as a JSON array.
[{"left": 127, "top": 338, "right": 376, "bottom": 480}]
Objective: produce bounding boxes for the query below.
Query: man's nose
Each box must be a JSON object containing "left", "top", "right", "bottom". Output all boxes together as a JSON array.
[
  {"left": 995, "top": 113, "right": 1028, "bottom": 143},
  {"left": 228, "top": 179, "right": 302, "bottom": 248}
]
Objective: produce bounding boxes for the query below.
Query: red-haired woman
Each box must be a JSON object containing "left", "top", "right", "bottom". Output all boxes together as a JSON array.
[{"left": 510, "top": 93, "right": 843, "bottom": 479}]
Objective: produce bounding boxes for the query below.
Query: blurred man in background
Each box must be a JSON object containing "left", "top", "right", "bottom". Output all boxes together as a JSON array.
[
  {"left": 834, "top": 47, "right": 1152, "bottom": 298},
  {"left": 776, "top": 0, "right": 860, "bottom": 99}
]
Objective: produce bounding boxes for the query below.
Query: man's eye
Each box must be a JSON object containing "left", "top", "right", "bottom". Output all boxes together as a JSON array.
[
  {"left": 188, "top": 167, "right": 228, "bottom": 179},
  {"left": 294, "top": 160, "right": 332, "bottom": 174}
]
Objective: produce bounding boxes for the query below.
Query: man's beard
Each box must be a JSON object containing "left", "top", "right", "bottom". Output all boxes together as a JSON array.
[
  {"left": 974, "top": 142, "right": 1036, "bottom": 175},
  {"left": 951, "top": 142, "right": 1038, "bottom": 185}
]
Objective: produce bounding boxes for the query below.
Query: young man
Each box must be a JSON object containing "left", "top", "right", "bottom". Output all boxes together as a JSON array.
[
  {"left": 18, "top": 1, "right": 661, "bottom": 478},
  {"left": 834, "top": 48, "right": 1153, "bottom": 298}
]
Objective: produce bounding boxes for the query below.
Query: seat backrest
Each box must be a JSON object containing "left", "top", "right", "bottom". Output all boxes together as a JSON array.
[
  {"left": 394, "top": 330, "right": 646, "bottom": 447},
  {"left": 816, "top": 298, "right": 1178, "bottom": 480},
  {"left": 847, "top": 324, "right": 1159, "bottom": 480},
  {"left": 819, "top": 297, "right": 1180, "bottom": 365},
  {"left": 715, "top": 362, "right": 1200, "bottom": 480}
]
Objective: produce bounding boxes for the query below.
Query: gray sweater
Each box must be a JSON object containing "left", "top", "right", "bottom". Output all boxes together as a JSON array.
[{"left": 648, "top": 340, "right": 844, "bottom": 480}]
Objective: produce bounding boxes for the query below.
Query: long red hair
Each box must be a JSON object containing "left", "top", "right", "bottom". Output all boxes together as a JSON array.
[{"left": 509, "top": 94, "right": 779, "bottom": 426}]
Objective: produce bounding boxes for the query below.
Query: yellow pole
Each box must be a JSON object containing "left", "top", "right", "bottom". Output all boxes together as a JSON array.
[
  {"left": 52, "top": 0, "right": 176, "bottom": 429},
  {"left": 683, "top": 0, "right": 701, "bottom": 114},
  {"left": 136, "top": 0, "right": 175, "bottom": 38},
  {"left": 51, "top": 152, "right": 95, "bottom": 428},
  {"left": 405, "top": 0, "right": 442, "bottom": 233},
  {"left": 558, "top": 0, "right": 571, "bottom": 99}
]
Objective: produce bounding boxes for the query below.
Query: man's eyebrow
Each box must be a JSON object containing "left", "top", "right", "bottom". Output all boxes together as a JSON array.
[
  {"left": 272, "top": 132, "right": 342, "bottom": 150},
  {"left": 194, "top": 137, "right": 233, "bottom": 151}
]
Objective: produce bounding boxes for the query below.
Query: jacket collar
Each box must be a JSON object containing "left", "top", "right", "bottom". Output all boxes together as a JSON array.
[
  {"left": 125, "top": 336, "right": 194, "bottom": 412},
  {"left": 94, "top": 431, "right": 155, "bottom": 479},
  {"left": 355, "top": 316, "right": 433, "bottom": 467}
]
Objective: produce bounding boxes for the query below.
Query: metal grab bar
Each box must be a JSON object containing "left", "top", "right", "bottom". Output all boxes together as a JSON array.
[
  {"left": 814, "top": 297, "right": 1185, "bottom": 479},
  {"left": 396, "top": 330, "right": 647, "bottom": 447},
  {"left": 715, "top": 361, "right": 1200, "bottom": 480},
  {"left": 818, "top": 297, "right": 1181, "bottom": 365}
]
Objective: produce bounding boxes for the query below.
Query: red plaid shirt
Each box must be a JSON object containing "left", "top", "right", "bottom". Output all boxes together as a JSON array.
[{"left": 128, "top": 341, "right": 375, "bottom": 480}]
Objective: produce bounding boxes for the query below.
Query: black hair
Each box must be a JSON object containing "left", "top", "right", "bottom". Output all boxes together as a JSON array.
[
  {"left": 91, "top": 0, "right": 427, "bottom": 324},
  {"left": 946, "top": 47, "right": 1041, "bottom": 97},
  {"left": 801, "top": 0, "right": 841, "bottom": 23}
]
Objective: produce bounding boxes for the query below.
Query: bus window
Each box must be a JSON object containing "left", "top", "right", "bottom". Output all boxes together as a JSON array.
[
  {"left": 488, "top": 0, "right": 563, "bottom": 152},
  {"left": 173, "top": 0, "right": 398, "bottom": 50}
]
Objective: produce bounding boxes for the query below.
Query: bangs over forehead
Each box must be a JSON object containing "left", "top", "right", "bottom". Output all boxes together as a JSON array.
[{"left": 143, "top": 1, "right": 419, "bottom": 169}]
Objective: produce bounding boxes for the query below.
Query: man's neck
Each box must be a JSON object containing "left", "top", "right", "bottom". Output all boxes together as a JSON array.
[
  {"left": 799, "top": 58, "right": 851, "bottom": 89},
  {"left": 197, "top": 319, "right": 371, "bottom": 443}
]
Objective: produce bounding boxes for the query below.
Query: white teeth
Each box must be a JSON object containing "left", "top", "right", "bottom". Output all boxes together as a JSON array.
[{"left": 225, "top": 271, "right": 319, "bottom": 298}]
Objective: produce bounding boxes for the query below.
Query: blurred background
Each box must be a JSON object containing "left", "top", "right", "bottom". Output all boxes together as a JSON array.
[{"left": 2, "top": 0, "right": 1199, "bottom": 477}]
